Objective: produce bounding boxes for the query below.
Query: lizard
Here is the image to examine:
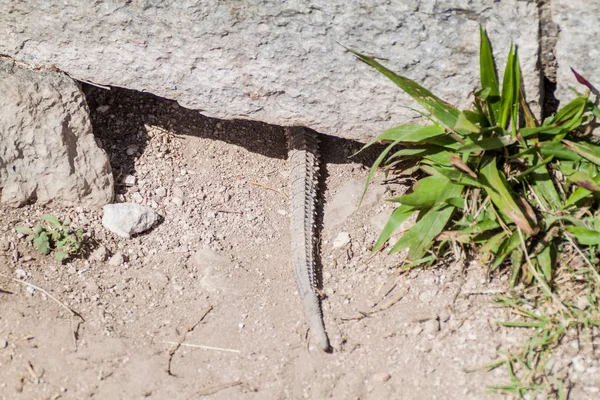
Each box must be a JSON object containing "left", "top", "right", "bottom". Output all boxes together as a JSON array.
[{"left": 286, "top": 126, "right": 331, "bottom": 352}]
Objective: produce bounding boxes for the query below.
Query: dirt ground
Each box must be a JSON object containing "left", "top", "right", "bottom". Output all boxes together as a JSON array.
[{"left": 0, "top": 85, "right": 584, "bottom": 400}]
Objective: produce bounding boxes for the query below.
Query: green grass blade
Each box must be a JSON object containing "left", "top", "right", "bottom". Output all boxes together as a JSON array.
[
  {"left": 498, "top": 44, "right": 516, "bottom": 130},
  {"left": 372, "top": 205, "right": 415, "bottom": 253},
  {"left": 566, "top": 226, "right": 600, "bottom": 245},
  {"left": 392, "top": 174, "right": 458, "bottom": 208},
  {"left": 457, "top": 135, "right": 517, "bottom": 153},
  {"left": 562, "top": 140, "right": 600, "bottom": 166},
  {"left": 361, "top": 139, "right": 401, "bottom": 202},
  {"left": 480, "top": 26, "right": 500, "bottom": 124},
  {"left": 535, "top": 244, "right": 554, "bottom": 282},
  {"left": 511, "top": 51, "right": 521, "bottom": 134},
  {"left": 390, "top": 203, "right": 457, "bottom": 259},
  {"left": 350, "top": 49, "right": 461, "bottom": 128},
  {"left": 555, "top": 163, "right": 600, "bottom": 192},
  {"left": 454, "top": 111, "right": 480, "bottom": 133},
  {"left": 479, "top": 157, "right": 536, "bottom": 235},
  {"left": 357, "top": 124, "right": 446, "bottom": 153}
]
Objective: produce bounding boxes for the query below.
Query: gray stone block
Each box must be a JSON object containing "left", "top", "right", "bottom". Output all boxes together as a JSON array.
[
  {"left": 0, "top": 1, "right": 540, "bottom": 141},
  {"left": 0, "top": 59, "right": 114, "bottom": 207},
  {"left": 553, "top": 0, "right": 600, "bottom": 105}
]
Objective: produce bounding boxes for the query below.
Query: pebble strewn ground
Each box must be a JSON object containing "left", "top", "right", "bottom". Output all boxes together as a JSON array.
[{"left": 1, "top": 85, "right": 598, "bottom": 399}]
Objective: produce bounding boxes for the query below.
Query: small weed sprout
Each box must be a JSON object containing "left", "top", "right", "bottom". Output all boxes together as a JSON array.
[
  {"left": 353, "top": 26, "right": 600, "bottom": 398},
  {"left": 16, "top": 214, "right": 85, "bottom": 262}
]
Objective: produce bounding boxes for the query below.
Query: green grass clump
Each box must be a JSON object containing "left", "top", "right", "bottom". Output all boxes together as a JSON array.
[
  {"left": 353, "top": 27, "right": 600, "bottom": 398},
  {"left": 16, "top": 214, "right": 85, "bottom": 262}
]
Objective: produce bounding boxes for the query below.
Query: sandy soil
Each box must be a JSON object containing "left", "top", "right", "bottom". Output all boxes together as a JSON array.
[{"left": 0, "top": 85, "right": 558, "bottom": 400}]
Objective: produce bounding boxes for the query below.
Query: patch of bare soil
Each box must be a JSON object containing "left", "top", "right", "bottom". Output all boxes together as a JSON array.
[{"left": 1, "top": 86, "right": 534, "bottom": 400}]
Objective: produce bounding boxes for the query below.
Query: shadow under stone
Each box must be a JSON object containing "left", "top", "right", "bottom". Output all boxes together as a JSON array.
[{"left": 82, "top": 83, "right": 385, "bottom": 178}]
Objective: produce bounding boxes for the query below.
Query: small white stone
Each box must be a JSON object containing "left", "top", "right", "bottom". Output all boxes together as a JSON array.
[
  {"left": 96, "top": 105, "right": 110, "bottom": 113},
  {"left": 172, "top": 186, "right": 184, "bottom": 199},
  {"left": 238, "top": 323, "right": 245, "bottom": 329},
  {"left": 126, "top": 145, "right": 139, "bottom": 156},
  {"left": 108, "top": 252, "right": 124, "bottom": 266},
  {"left": 155, "top": 187, "right": 167, "bottom": 197},
  {"left": 122, "top": 175, "right": 136, "bottom": 186},
  {"left": 372, "top": 372, "right": 391, "bottom": 383},
  {"left": 131, "top": 192, "right": 144, "bottom": 204},
  {"left": 0, "top": 339, "right": 7, "bottom": 349},
  {"left": 15, "top": 269, "right": 27, "bottom": 279},
  {"left": 172, "top": 197, "right": 184, "bottom": 206},
  {"left": 332, "top": 232, "right": 351, "bottom": 248},
  {"left": 90, "top": 245, "right": 108, "bottom": 262}
]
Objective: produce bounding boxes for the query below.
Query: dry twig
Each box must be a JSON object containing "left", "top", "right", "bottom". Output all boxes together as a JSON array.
[
  {"left": 166, "top": 306, "right": 213, "bottom": 376},
  {"left": 0, "top": 273, "right": 84, "bottom": 321},
  {"left": 197, "top": 380, "right": 242, "bottom": 397},
  {"left": 341, "top": 287, "right": 409, "bottom": 321},
  {"left": 250, "top": 180, "right": 289, "bottom": 201}
]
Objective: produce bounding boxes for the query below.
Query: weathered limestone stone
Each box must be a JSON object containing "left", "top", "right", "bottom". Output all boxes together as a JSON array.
[
  {"left": 102, "top": 203, "right": 160, "bottom": 238},
  {"left": 553, "top": 0, "right": 600, "bottom": 105},
  {"left": 0, "top": 1, "right": 540, "bottom": 141},
  {"left": 0, "top": 59, "right": 114, "bottom": 207}
]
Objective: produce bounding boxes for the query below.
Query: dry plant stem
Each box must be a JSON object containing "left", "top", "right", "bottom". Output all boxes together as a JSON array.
[
  {"left": 197, "top": 381, "right": 242, "bottom": 397},
  {"left": 250, "top": 180, "right": 289, "bottom": 201},
  {"left": 564, "top": 233, "right": 600, "bottom": 284},
  {"left": 0, "top": 273, "right": 84, "bottom": 321},
  {"left": 166, "top": 305, "right": 213, "bottom": 376},
  {"left": 163, "top": 341, "right": 240, "bottom": 354},
  {"left": 516, "top": 229, "right": 565, "bottom": 311},
  {"left": 341, "top": 287, "right": 409, "bottom": 321}
]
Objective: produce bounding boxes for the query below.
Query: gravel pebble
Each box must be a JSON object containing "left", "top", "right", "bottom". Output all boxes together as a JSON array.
[
  {"left": 0, "top": 339, "right": 7, "bottom": 349},
  {"left": 372, "top": 372, "right": 391, "bottom": 383},
  {"left": 90, "top": 245, "right": 108, "bottom": 262},
  {"left": 122, "top": 175, "right": 136, "bottom": 186},
  {"left": 333, "top": 232, "right": 351, "bottom": 248},
  {"left": 131, "top": 192, "right": 144, "bottom": 204},
  {"left": 172, "top": 186, "right": 184, "bottom": 199},
  {"left": 0, "top": 239, "right": 10, "bottom": 252},
  {"left": 108, "top": 251, "right": 124, "bottom": 266},
  {"left": 155, "top": 187, "right": 167, "bottom": 197}
]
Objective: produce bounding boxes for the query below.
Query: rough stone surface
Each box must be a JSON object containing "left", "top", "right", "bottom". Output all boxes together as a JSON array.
[
  {"left": 102, "top": 203, "right": 160, "bottom": 238},
  {"left": 553, "top": 0, "right": 600, "bottom": 104},
  {"left": 0, "top": 1, "right": 539, "bottom": 141},
  {"left": 0, "top": 59, "right": 114, "bottom": 207}
]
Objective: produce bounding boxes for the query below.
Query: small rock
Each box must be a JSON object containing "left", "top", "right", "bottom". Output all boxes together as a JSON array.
[
  {"left": 0, "top": 239, "right": 10, "bottom": 252},
  {"left": 155, "top": 187, "right": 167, "bottom": 198},
  {"left": 423, "top": 319, "right": 440, "bottom": 334},
  {"left": 172, "top": 186, "right": 184, "bottom": 199},
  {"left": 26, "top": 285, "right": 36, "bottom": 296},
  {"left": 372, "top": 372, "right": 391, "bottom": 383},
  {"left": 126, "top": 145, "right": 139, "bottom": 156},
  {"left": 15, "top": 268, "right": 27, "bottom": 279},
  {"left": 172, "top": 197, "right": 184, "bottom": 206},
  {"left": 89, "top": 245, "right": 108, "bottom": 262},
  {"left": 277, "top": 209, "right": 287, "bottom": 216},
  {"left": 122, "top": 175, "right": 136, "bottom": 186},
  {"left": 333, "top": 232, "right": 351, "bottom": 248},
  {"left": 96, "top": 105, "right": 110, "bottom": 113},
  {"left": 108, "top": 251, "right": 124, "bottom": 266},
  {"left": 418, "top": 289, "right": 438, "bottom": 304},
  {"left": 131, "top": 192, "right": 144, "bottom": 204},
  {"left": 102, "top": 203, "right": 161, "bottom": 238},
  {"left": 0, "top": 339, "right": 7, "bottom": 349},
  {"left": 238, "top": 323, "right": 245, "bottom": 329}
]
